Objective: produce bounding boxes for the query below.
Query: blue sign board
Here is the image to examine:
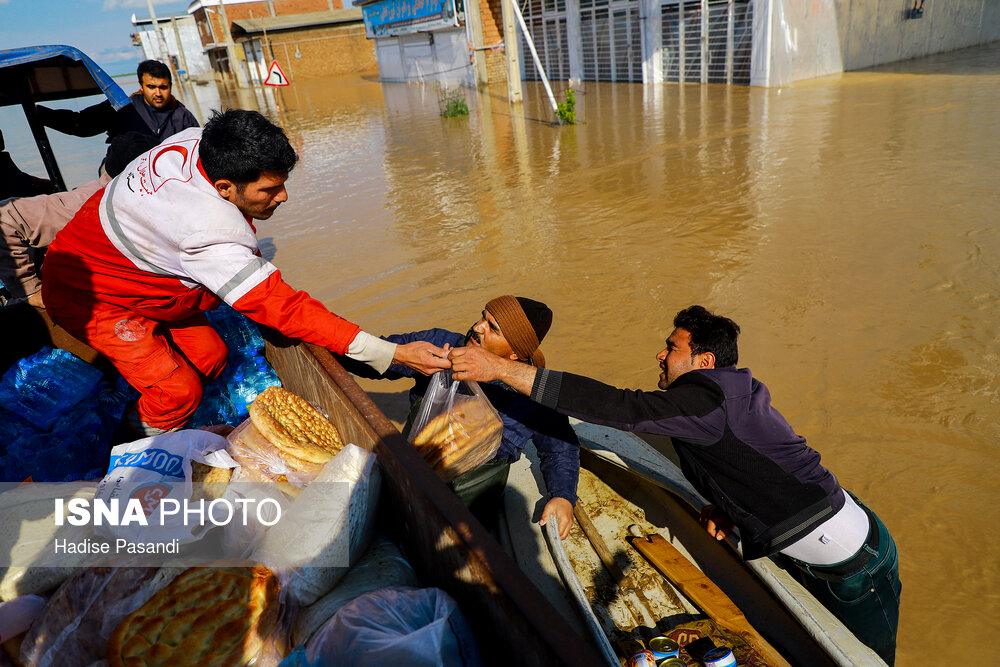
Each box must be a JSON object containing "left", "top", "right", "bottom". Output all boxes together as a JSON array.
[{"left": 362, "top": 0, "right": 457, "bottom": 37}]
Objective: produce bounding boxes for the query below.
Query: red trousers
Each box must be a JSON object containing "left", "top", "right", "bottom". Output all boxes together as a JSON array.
[{"left": 46, "top": 296, "right": 227, "bottom": 430}]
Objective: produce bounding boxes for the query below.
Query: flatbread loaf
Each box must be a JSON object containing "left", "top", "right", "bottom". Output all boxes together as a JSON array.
[
  {"left": 412, "top": 396, "right": 502, "bottom": 473},
  {"left": 20, "top": 566, "right": 161, "bottom": 666},
  {"left": 191, "top": 462, "right": 233, "bottom": 503},
  {"left": 249, "top": 387, "right": 343, "bottom": 466},
  {"left": 107, "top": 566, "right": 280, "bottom": 667}
]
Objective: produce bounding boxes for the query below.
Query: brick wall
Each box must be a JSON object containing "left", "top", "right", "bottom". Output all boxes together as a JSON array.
[
  {"left": 261, "top": 24, "right": 376, "bottom": 78},
  {"left": 222, "top": 0, "right": 336, "bottom": 23},
  {"left": 479, "top": 0, "right": 508, "bottom": 85}
]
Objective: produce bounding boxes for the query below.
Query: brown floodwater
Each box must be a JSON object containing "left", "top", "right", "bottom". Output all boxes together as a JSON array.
[
  {"left": 6, "top": 41, "right": 997, "bottom": 666},
  {"left": 261, "top": 44, "right": 999, "bottom": 666}
]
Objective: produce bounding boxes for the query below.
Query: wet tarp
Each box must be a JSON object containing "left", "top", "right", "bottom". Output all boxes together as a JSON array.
[{"left": 0, "top": 45, "right": 128, "bottom": 110}]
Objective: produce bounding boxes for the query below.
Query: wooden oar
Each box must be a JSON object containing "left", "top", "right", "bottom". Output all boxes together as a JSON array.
[
  {"left": 573, "top": 503, "right": 628, "bottom": 585},
  {"left": 627, "top": 528, "right": 791, "bottom": 667}
]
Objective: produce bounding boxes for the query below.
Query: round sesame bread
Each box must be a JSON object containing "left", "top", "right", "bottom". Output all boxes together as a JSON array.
[
  {"left": 248, "top": 387, "right": 344, "bottom": 465},
  {"left": 107, "top": 566, "right": 279, "bottom": 667}
]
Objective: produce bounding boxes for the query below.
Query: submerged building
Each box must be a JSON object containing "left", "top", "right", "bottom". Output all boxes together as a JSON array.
[{"left": 355, "top": 0, "right": 1000, "bottom": 88}]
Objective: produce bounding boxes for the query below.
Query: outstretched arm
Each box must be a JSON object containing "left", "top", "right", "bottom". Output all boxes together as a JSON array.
[
  {"left": 36, "top": 101, "right": 115, "bottom": 138},
  {"left": 450, "top": 345, "right": 536, "bottom": 394}
]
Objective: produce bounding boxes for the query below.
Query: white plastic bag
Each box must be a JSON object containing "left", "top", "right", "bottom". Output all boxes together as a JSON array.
[
  {"left": 407, "top": 372, "right": 503, "bottom": 482},
  {"left": 18, "top": 566, "right": 177, "bottom": 667},
  {"left": 284, "top": 587, "right": 484, "bottom": 667},
  {"left": 0, "top": 594, "right": 45, "bottom": 643},
  {"left": 290, "top": 534, "right": 419, "bottom": 647},
  {"left": 225, "top": 419, "right": 325, "bottom": 493},
  {"left": 0, "top": 481, "right": 99, "bottom": 601},
  {"left": 251, "top": 444, "right": 380, "bottom": 606},
  {"left": 95, "top": 430, "right": 239, "bottom": 545}
]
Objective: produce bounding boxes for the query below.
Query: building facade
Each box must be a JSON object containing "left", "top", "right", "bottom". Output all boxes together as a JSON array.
[
  {"left": 131, "top": 14, "right": 214, "bottom": 81},
  {"left": 358, "top": 0, "right": 1000, "bottom": 89},
  {"left": 186, "top": 0, "right": 376, "bottom": 85}
]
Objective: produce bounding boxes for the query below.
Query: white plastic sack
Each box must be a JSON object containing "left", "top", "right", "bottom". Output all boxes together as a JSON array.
[
  {"left": 290, "top": 534, "right": 419, "bottom": 647},
  {"left": 285, "top": 587, "right": 484, "bottom": 667},
  {"left": 251, "top": 444, "right": 380, "bottom": 606},
  {"left": 0, "top": 481, "right": 98, "bottom": 601},
  {"left": 95, "top": 430, "right": 239, "bottom": 545}
]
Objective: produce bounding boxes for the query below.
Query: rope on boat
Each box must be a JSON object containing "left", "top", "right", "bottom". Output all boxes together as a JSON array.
[{"left": 542, "top": 520, "right": 620, "bottom": 666}]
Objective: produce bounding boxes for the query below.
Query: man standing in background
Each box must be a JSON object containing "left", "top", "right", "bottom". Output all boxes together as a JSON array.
[{"left": 37, "top": 59, "right": 198, "bottom": 170}]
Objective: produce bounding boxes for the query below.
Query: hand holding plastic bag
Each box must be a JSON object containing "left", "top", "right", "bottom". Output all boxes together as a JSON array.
[{"left": 407, "top": 372, "right": 503, "bottom": 482}]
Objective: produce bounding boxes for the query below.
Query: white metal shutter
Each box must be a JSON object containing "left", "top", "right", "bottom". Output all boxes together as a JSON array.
[
  {"left": 521, "top": 0, "right": 571, "bottom": 81},
  {"left": 661, "top": 0, "right": 752, "bottom": 84},
  {"left": 579, "top": 0, "right": 642, "bottom": 82}
]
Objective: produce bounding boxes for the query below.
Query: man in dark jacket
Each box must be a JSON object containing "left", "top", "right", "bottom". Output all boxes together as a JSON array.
[
  {"left": 37, "top": 60, "right": 197, "bottom": 168},
  {"left": 358, "top": 296, "right": 580, "bottom": 539},
  {"left": 450, "top": 304, "right": 900, "bottom": 665}
]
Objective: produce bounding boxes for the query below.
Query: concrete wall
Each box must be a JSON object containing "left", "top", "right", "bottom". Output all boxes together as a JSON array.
[
  {"left": 837, "top": 0, "right": 1000, "bottom": 70},
  {"left": 136, "top": 18, "right": 213, "bottom": 78},
  {"left": 752, "top": 0, "right": 1000, "bottom": 87}
]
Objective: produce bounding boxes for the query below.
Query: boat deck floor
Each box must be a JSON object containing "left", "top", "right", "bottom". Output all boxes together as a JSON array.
[{"left": 501, "top": 443, "right": 775, "bottom": 665}]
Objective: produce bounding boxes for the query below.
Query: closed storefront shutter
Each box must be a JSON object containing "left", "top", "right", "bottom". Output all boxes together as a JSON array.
[
  {"left": 580, "top": 0, "right": 642, "bottom": 82},
  {"left": 521, "top": 0, "right": 571, "bottom": 81},
  {"left": 661, "top": 0, "right": 752, "bottom": 84}
]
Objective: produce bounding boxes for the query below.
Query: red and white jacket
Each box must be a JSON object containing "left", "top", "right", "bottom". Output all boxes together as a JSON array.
[{"left": 44, "top": 128, "right": 394, "bottom": 369}]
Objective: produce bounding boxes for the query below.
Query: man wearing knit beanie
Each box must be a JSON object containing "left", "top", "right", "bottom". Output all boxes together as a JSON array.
[{"left": 347, "top": 295, "right": 580, "bottom": 539}]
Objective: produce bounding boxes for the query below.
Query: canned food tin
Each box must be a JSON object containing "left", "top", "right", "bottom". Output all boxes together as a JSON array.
[
  {"left": 657, "top": 660, "right": 687, "bottom": 667},
  {"left": 648, "top": 637, "right": 680, "bottom": 659},
  {"left": 703, "top": 646, "right": 737, "bottom": 667},
  {"left": 627, "top": 648, "right": 656, "bottom": 667}
]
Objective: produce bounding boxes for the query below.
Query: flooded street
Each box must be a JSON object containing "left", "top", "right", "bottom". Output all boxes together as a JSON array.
[{"left": 5, "top": 41, "right": 998, "bottom": 665}]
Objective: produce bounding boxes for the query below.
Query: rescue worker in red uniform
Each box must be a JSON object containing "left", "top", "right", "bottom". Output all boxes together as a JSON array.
[{"left": 42, "top": 110, "right": 449, "bottom": 435}]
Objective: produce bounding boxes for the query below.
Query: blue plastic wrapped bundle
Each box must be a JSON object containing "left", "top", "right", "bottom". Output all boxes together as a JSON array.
[
  {"left": 187, "top": 377, "right": 240, "bottom": 428},
  {"left": 0, "top": 387, "right": 115, "bottom": 483},
  {"left": 0, "top": 347, "right": 104, "bottom": 430},
  {"left": 206, "top": 303, "right": 266, "bottom": 357},
  {"left": 184, "top": 305, "right": 280, "bottom": 429},
  {"left": 0, "top": 406, "right": 34, "bottom": 457},
  {"left": 226, "top": 354, "right": 281, "bottom": 422}
]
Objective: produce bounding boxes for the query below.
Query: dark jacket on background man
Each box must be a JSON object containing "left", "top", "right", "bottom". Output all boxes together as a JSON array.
[{"left": 37, "top": 93, "right": 198, "bottom": 145}]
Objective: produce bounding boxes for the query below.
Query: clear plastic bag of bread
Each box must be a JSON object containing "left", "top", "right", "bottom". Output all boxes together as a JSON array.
[
  {"left": 226, "top": 386, "right": 346, "bottom": 496},
  {"left": 406, "top": 372, "right": 503, "bottom": 483}
]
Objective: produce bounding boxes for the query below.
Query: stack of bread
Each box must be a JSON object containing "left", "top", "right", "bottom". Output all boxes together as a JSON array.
[
  {"left": 227, "top": 387, "right": 346, "bottom": 494},
  {"left": 411, "top": 394, "right": 503, "bottom": 482},
  {"left": 107, "top": 566, "right": 280, "bottom": 667},
  {"left": 17, "top": 564, "right": 280, "bottom": 667}
]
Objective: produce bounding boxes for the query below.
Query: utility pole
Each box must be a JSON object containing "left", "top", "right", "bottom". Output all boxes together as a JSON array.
[
  {"left": 170, "top": 16, "right": 190, "bottom": 80},
  {"left": 146, "top": 0, "right": 177, "bottom": 81},
  {"left": 218, "top": 0, "right": 250, "bottom": 87},
  {"left": 501, "top": 0, "right": 522, "bottom": 103}
]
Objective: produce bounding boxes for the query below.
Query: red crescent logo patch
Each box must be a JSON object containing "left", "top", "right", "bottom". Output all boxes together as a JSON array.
[
  {"left": 151, "top": 145, "right": 190, "bottom": 178},
  {"left": 145, "top": 139, "right": 198, "bottom": 192}
]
